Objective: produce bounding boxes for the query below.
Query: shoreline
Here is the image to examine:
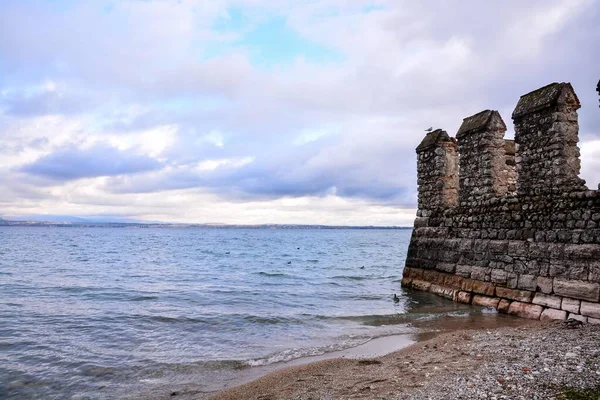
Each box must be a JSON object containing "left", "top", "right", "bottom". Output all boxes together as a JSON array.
[
  {"left": 207, "top": 320, "right": 600, "bottom": 400},
  {"left": 128, "top": 312, "right": 535, "bottom": 400}
]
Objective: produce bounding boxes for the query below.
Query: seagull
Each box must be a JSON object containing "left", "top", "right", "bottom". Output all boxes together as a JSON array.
[
  {"left": 425, "top": 127, "right": 433, "bottom": 132},
  {"left": 393, "top": 294, "right": 400, "bottom": 303}
]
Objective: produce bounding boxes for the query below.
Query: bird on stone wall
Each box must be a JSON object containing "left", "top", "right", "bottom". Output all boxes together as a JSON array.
[{"left": 425, "top": 127, "right": 433, "bottom": 132}]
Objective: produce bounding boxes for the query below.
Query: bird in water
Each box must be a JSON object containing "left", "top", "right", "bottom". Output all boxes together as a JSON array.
[
  {"left": 393, "top": 294, "right": 399, "bottom": 303},
  {"left": 360, "top": 266, "right": 365, "bottom": 269},
  {"left": 425, "top": 127, "right": 433, "bottom": 132},
  {"left": 287, "top": 261, "right": 292, "bottom": 265}
]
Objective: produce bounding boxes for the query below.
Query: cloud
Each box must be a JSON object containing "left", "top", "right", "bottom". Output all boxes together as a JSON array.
[
  {"left": 19, "top": 145, "right": 163, "bottom": 181},
  {"left": 0, "top": 0, "right": 599, "bottom": 224},
  {"left": 1, "top": 84, "right": 92, "bottom": 117}
]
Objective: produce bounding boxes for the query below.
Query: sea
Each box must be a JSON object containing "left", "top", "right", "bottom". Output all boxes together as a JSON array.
[{"left": 0, "top": 227, "right": 517, "bottom": 399}]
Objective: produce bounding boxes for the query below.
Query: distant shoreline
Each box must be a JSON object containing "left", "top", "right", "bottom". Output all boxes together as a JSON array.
[{"left": 0, "top": 221, "right": 412, "bottom": 229}]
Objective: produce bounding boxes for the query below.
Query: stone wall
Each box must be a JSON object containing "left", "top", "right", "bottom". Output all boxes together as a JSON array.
[{"left": 402, "top": 82, "right": 600, "bottom": 323}]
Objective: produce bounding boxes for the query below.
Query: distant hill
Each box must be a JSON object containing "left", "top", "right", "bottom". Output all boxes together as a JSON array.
[{"left": 8, "top": 215, "right": 91, "bottom": 223}]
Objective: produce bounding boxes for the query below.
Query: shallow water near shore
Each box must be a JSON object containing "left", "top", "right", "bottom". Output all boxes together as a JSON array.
[{"left": 0, "top": 227, "right": 526, "bottom": 399}]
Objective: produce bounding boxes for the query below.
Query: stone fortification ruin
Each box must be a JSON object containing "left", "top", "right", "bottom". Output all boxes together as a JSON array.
[{"left": 402, "top": 82, "right": 600, "bottom": 323}]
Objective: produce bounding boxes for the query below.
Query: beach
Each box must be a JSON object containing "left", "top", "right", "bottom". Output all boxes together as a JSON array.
[{"left": 209, "top": 321, "right": 600, "bottom": 400}]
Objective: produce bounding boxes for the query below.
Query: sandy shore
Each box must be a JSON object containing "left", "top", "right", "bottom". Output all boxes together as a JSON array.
[{"left": 208, "top": 321, "right": 600, "bottom": 400}]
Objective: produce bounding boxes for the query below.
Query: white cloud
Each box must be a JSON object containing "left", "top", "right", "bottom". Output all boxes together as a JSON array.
[{"left": 0, "top": 0, "right": 599, "bottom": 225}]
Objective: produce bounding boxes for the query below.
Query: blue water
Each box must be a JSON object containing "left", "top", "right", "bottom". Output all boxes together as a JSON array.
[{"left": 0, "top": 227, "right": 484, "bottom": 399}]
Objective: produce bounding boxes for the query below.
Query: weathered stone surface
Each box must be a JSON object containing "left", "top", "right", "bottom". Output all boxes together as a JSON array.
[
  {"left": 429, "top": 284, "right": 456, "bottom": 300},
  {"left": 532, "top": 293, "right": 562, "bottom": 309},
  {"left": 497, "top": 299, "right": 511, "bottom": 314},
  {"left": 470, "top": 266, "right": 488, "bottom": 281},
  {"left": 588, "top": 317, "right": 600, "bottom": 325},
  {"left": 402, "top": 82, "right": 600, "bottom": 322},
  {"left": 456, "top": 291, "right": 472, "bottom": 304},
  {"left": 472, "top": 295, "right": 500, "bottom": 308},
  {"left": 455, "top": 264, "right": 472, "bottom": 278},
  {"left": 553, "top": 279, "right": 600, "bottom": 302},
  {"left": 561, "top": 297, "right": 580, "bottom": 314},
  {"left": 437, "top": 263, "right": 456, "bottom": 274},
  {"left": 471, "top": 281, "right": 495, "bottom": 296},
  {"left": 579, "top": 301, "right": 600, "bottom": 319},
  {"left": 496, "top": 287, "right": 534, "bottom": 303},
  {"left": 540, "top": 308, "right": 567, "bottom": 321},
  {"left": 443, "top": 274, "right": 464, "bottom": 290},
  {"left": 536, "top": 277, "right": 553, "bottom": 294},
  {"left": 508, "top": 302, "right": 543, "bottom": 320},
  {"left": 401, "top": 277, "right": 413, "bottom": 287},
  {"left": 491, "top": 269, "right": 508, "bottom": 284},
  {"left": 411, "top": 280, "right": 432, "bottom": 292},
  {"left": 517, "top": 274, "right": 537, "bottom": 291}
]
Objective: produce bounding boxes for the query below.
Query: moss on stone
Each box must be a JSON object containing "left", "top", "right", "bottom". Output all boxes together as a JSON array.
[{"left": 558, "top": 387, "right": 600, "bottom": 400}]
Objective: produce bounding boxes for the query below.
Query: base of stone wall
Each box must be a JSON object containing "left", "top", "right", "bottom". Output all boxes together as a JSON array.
[{"left": 402, "top": 267, "right": 600, "bottom": 324}]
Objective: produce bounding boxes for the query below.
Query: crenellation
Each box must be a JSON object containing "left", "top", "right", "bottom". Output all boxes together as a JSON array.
[
  {"left": 457, "top": 110, "right": 508, "bottom": 206},
  {"left": 403, "top": 82, "right": 600, "bottom": 322}
]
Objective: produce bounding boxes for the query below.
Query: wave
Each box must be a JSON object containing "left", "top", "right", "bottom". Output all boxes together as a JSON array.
[
  {"left": 247, "top": 339, "right": 367, "bottom": 366},
  {"left": 130, "top": 295, "right": 159, "bottom": 301},
  {"left": 330, "top": 275, "right": 367, "bottom": 281},
  {"left": 254, "top": 271, "right": 290, "bottom": 278}
]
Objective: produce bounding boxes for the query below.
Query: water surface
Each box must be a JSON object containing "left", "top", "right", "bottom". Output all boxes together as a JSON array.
[{"left": 0, "top": 227, "right": 505, "bottom": 399}]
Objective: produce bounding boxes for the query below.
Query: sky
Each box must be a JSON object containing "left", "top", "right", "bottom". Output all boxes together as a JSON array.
[{"left": 0, "top": 0, "right": 599, "bottom": 226}]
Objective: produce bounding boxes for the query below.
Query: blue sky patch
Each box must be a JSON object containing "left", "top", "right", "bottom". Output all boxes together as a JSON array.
[{"left": 212, "top": 9, "right": 342, "bottom": 67}]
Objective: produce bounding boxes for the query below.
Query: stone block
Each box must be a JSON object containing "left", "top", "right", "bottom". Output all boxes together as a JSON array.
[
  {"left": 517, "top": 274, "right": 537, "bottom": 291},
  {"left": 587, "top": 261, "right": 600, "bottom": 283},
  {"left": 455, "top": 264, "right": 472, "bottom": 278},
  {"left": 536, "top": 277, "right": 553, "bottom": 294},
  {"left": 430, "top": 284, "right": 456, "bottom": 300},
  {"left": 561, "top": 297, "right": 580, "bottom": 314},
  {"left": 411, "top": 268, "right": 425, "bottom": 279},
  {"left": 437, "top": 263, "right": 456, "bottom": 274},
  {"left": 444, "top": 274, "right": 464, "bottom": 290},
  {"left": 579, "top": 301, "right": 600, "bottom": 319},
  {"left": 471, "top": 280, "right": 495, "bottom": 296},
  {"left": 470, "top": 266, "right": 488, "bottom": 281},
  {"left": 401, "top": 277, "right": 413, "bottom": 287},
  {"left": 532, "top": 293, "right": 562, "bottom": 309},
  {"left": 568, "top": 313, "right": 587, "bottom": 324},
  {"left": 497, "top": 299, "right": 511, "bottom": 313},
  {"left": 461, "top": 278, "right": 475, "bottom": 292},
  {"left": 540, "top": 308, "right": 567, "bottom": 321},
  {"left": 506, "top": 272, "right": 518, "bottom": 289},
  {"left": 564, "top": 244, "right": 600, "bottom": 260},
  {"left": 588, "top": 317, "right": 600, "bottom": 325},
  {"left": 489, "top": 240, "right": 508, "bottom": 253},
  {"left": 413, "top": 217, "right": 430, "bottom": 228},
  {"left": 496, "top": 287, "right": 534, "bottom": 302},
  {"left": 508, "top": 302, "right": 543, "bottom": 320},
  {"left": 422, "top": 269, "right": 440, "bottom": 283},
  {"left": 508, "top": 241, "right": 528, "bottom": 257},
  {"left": 411, "top": 280, "right": 432, "bottom": 292},
  {"left": 456, "top": 291, "right": 472, "bottom": 304},
  {"left": 491, "top": 269, "right": 508, "bottom": 284},
  {"left": 472, "top": 295, "right": 500, "bottom": 308},
  {"left": 553, "top": 279, "right": 600, "bottom": 302}
]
